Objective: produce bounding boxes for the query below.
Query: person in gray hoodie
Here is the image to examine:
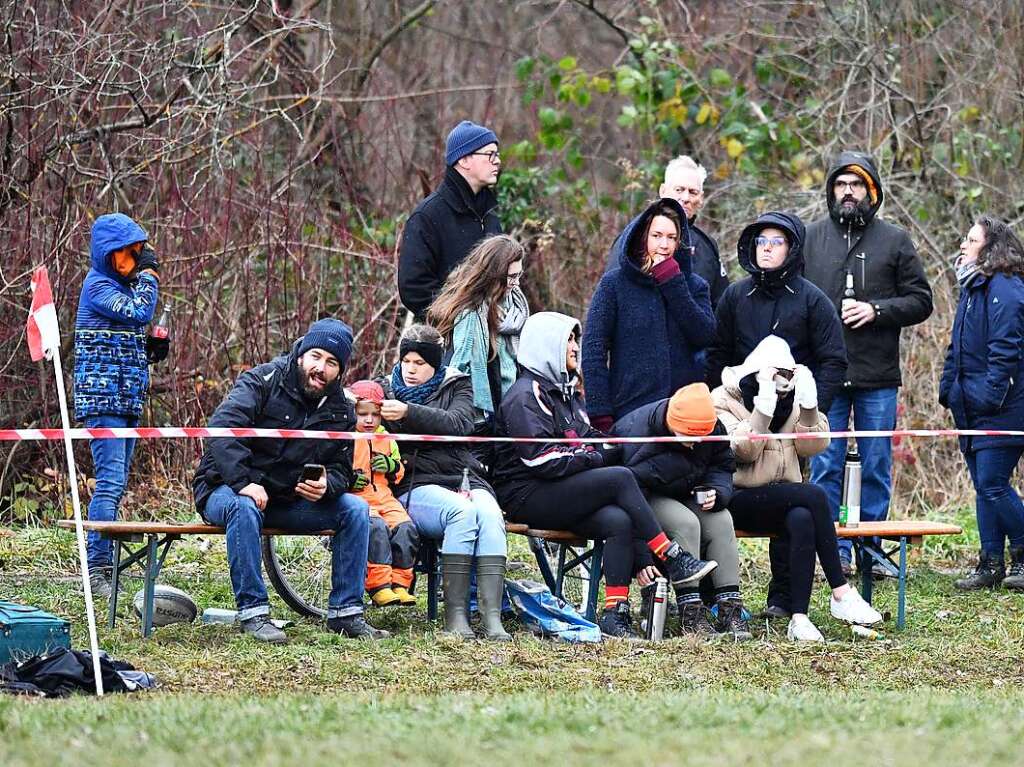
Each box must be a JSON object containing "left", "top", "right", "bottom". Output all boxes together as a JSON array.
[{"left": 492, "top": 311, "right": 717, "bottom": 639}]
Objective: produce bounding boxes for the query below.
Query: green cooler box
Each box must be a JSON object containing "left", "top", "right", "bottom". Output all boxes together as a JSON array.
[{"left": 0, "top": 601, "right": 71, "bottom": 664}]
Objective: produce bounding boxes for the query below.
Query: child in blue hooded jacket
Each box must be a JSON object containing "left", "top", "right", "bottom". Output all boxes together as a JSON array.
[{"left": 74, "top": 213, "right": 160, "bottom": 597}]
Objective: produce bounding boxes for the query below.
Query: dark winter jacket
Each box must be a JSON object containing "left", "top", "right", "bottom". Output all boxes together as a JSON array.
[
  {"left": 380, "top": 368, "right": 493, "bottom": 496},
  {"left": 612, "top": 399, "right": 735, "bottom": 510},
  {"left": 803, "top": 151, "right": 933, "bottom": 389},
  {"left": 398, "top": 166, "right": 502, "bottom": 320},
  {"left": 193, "top": 341, "right": 356, "bottom": 513},
  {"left": 706, "top": 211, "right": 847, "bottom": 413},
  {"left": 493, "top": 312, "right": 617, "bottom": 516},
  {"left": 73, "top": 214, "right": 158, "bottom": 420},
  {"left": 605, "top": 212, "right": 729, "bottom": 308},
  {"left": 583, "top": 197, "right": 715, "bottom": 421},
  {"left": 939, "top": 271, "right": 1024, "bottom": 452}
]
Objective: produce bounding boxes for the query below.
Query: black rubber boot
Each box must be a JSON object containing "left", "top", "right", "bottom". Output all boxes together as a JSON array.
[
  {"left": 441, "top": 554, "right": 475, "bottom": 638},
  {"left": 954, "top": 550, "right": 1005, "bottom": 590},
  {"left": 476, "top": 555, "right": 512, "bottom": 641},
  {"left": 1003, "top": 546, "right": 1024, "bottom": 591}
]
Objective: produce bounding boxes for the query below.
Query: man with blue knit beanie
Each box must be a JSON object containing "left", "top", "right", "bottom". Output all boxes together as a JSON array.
[
  {"left": 398, "top": 119, "right": 503, "bottom": 320},
  {"left": 193, "top": 318, "right": 387, "bottom": 643}
]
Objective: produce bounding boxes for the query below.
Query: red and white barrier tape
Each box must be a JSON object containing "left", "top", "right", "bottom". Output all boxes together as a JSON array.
[{"left": 0, "top": 426, "right": 1019, "bottom": 444}]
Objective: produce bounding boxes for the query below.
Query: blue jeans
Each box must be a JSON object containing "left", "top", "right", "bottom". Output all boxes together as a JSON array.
[
  {"left": 965, "top": 446, "right": 1024, "bottom": 557},
  {"left": 810, "top": 387, "right": 898, "bottom": 559},
  {"left": 202, "top": 485, "right": 370, "bottom": 621},
  {"left": 398, "top": 485, "right": 506, "bottom": 557},
  {"left": 85, "top": 414, "right": 138, "bottom": 570}
]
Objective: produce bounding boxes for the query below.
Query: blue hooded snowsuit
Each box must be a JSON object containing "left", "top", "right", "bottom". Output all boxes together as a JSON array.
[{"left": 73, "top": 214, "right": 158, "bottom": 420}]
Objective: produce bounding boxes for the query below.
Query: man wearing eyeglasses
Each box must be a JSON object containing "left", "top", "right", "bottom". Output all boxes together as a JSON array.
[
  {"left": 802, "top": 151, "right": 933, "bottom": 574},
  {"left": 398, "top": 120, "right": 503, "bottom": 321}
]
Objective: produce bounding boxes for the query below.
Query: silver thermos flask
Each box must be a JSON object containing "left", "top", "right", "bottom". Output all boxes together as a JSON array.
[
  {"left": 840, "top": 440, "right": 862, "bottom": 528},
  {"left": 645, "top": 577, "right": 669, "bottom": 641}
]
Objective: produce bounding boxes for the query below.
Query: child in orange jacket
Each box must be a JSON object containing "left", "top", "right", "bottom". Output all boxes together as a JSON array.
[{"left": 349, "top": 380, "right": 420, "bottom": 607}]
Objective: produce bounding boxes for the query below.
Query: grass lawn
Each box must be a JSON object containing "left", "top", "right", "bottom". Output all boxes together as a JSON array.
[{"left": 2, "top": 507, "right": 1023, "bottom": 766}]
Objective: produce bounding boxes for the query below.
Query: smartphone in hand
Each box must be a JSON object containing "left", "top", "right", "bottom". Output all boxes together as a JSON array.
[{"left": 300, "top": 463, "right": 326, "bottom": 482}]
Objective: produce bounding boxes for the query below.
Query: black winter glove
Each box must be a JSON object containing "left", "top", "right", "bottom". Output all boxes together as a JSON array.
[
  {"left": 598, "top": 442, "right": 623, "bottom": 467},
  {"left": 145, "top": 334, "right": 170, "bottom": 364},
  {"left": 136, "top": 246, "right": 159, "bottom": 275}
]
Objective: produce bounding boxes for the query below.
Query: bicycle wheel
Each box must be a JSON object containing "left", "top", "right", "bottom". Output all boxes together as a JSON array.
[{"left": 262, "top": 534, "right": 332, "bottom": 619}]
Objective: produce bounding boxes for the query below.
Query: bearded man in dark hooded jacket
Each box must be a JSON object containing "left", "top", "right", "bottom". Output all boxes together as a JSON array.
[{"left": 802, "top": 151, "right": 933, "bottom": 573}]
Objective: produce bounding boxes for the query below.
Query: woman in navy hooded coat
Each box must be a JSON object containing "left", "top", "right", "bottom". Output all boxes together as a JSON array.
[
  {"left": 582, "top": 197, "right": 715, "bottom": 431},
  {"left": 940, "top": 214, "right": 1024, "bottom": 591}
]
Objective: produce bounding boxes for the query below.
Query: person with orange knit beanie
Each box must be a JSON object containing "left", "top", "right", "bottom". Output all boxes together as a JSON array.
[
  {"left": 615, "top": 383, "right": 750, "bottom": 640},
  {"left": 348, "top": 380, "right": 420, "bottom": 608}
]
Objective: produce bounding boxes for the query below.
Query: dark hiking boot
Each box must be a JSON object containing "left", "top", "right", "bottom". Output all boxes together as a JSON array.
[
  {"left": 677, "top": 600, "right": 718, "bottom": 638},
  {"left": 240, "top": 615, "right": 287, "bottom": 644},
  {"left": 712, "top": 598, "right": 754, "bottom": 641},
  {"left": 661, "top": 542, "right": 718, "bottom": 587},
  {"left": 954, "top": 551, "right": 1005, "bottom": 590},
  {"left": 326, "top": 614, "right": 390, "bottom": 640},
  {"left": 1003, "top": 546, "right": 1024, "bottom": 591},
  {"left": 598, "top": 601, "right": 639, "bottom": 639},
  {"left": 88, "top": 568, "right": 112, "bottom": 600}
]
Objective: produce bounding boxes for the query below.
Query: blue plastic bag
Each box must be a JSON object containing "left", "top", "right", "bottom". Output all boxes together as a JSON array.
[{"left": 505, "top": 579, "right": 602, "bottom": 644}]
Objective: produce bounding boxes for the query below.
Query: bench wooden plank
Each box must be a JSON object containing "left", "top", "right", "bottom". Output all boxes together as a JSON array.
[
  {"left": 60, "top": 518, "right": 961, "bottom": 544},
  {"left": 56, "top": 520, "right": 334, "bottom": 536}
]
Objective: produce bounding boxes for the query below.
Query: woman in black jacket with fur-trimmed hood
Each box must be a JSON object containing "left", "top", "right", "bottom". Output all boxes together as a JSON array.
[{"left": 706, "top": 211, "right": 847, "bottom": 414}]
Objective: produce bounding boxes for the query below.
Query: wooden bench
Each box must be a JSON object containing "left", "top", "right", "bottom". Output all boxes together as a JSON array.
[
  {"left": 60, "top": 517, "right": 961, "bottom": 635},
  {"left": 57, "top": 520, "right": 334, "bottom": 637}
]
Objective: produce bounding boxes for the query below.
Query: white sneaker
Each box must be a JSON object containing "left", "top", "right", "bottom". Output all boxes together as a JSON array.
[
  {"left": 830, "top": 589, "right": 883, "bottom": 626},
  {"left": 787, "top": 614, "right": 824, "bottom": 642}
]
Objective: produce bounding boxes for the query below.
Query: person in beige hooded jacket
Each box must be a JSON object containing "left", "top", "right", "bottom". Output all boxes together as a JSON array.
[{"left": 712, "top": 336, "right": 882, "bottom": 641}]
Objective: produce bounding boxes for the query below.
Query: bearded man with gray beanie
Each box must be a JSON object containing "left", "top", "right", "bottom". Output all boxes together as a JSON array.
[
  {"left": 194, "top": 318, "right": 387, "bottom": 643},
  {"left": 398, "top": 119, "right": 503, "bottom": 320}
]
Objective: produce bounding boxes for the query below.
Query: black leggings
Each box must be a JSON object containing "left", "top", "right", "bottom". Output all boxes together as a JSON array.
[
  {"left": 510, "top": 467, "right": 663, "bottom": 587},
  {"left": 729, "top": 482, "right": 846, "bottom": 614}
]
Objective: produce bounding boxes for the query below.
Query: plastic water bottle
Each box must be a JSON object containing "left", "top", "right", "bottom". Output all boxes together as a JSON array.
[
  {"left": 839, "top": 441, "right": 862, "bottom": 528},
  {"left": 644, "top": 578, "right": 669, "bottom": 642},
  {"left": 459, "top": 467, "right": 472, "bottom": 499}
]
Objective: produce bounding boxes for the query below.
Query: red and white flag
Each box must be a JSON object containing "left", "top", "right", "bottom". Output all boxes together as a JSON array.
[{"left": 27, "top": 265, "right": 60, "bottom": 362}]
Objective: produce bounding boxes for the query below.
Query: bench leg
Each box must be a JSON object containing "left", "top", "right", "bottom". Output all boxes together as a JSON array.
[
  {"left": 527, "top": 536, "right": 559, "bottom": 594},
  {"left": 897, "top": 536, "right": 907, "bottom": 630},
  {"left": 555, "top": 544, "right": 568, "bottom": 601},
  {"left": 141, "top": 535, "right": 158, "bottom": 638},
  {"left": 857, "top": 540, "right": 874, "bottom": 605},
  {"left": 584, "top": 541, "right": 603, "bottom": 622},
  {"left": 426, "top": 545, "right": 439, "bottom": 622},
  {"left": 108, "top": 539, "right": 122, "bottom": 629}
]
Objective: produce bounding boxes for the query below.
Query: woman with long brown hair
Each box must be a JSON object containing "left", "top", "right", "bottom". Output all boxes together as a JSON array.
[
  {"left": 428, "top": 234, "right": 529, "bottom": 430},
  {"left": 940, "top": 214, "right": 1024, "bottom": 591}
]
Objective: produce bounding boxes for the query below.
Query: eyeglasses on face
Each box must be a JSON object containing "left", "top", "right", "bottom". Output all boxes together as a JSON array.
[
  {"left": 755, "top": 236, "right": 786, "bottom": 248},
  {"left": 834, "top": 179, "right": 866, "bottom": 192},
  {"left": 506, "top": 270, "right": 524, "bottom": 284},
  {"left": 468, "top": 150, "right": 501, "bottom": 164}
]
